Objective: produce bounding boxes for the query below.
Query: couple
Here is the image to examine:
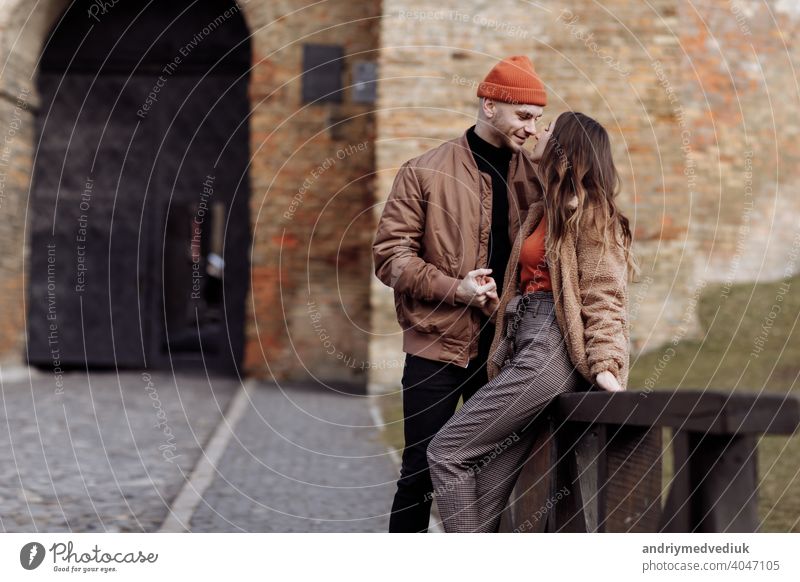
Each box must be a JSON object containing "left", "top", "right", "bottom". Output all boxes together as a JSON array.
[{"left": 373, "top": 56, "right": 635, "bottom": 533}]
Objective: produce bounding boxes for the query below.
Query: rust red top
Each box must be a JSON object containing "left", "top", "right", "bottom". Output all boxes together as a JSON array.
[{"left": 519, "top": 217, "right": 552, "bottom": 293}]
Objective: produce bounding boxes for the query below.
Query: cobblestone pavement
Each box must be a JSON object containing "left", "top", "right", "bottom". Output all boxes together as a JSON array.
[
  {"left": 0, "top": 369, "right": 238, "bottom": 532},
  {"left": 189, "top": 382, "right": 396, "bottom": 532},
  {"left": 1, "top": 371, "right": 397, "bottom": 533}
]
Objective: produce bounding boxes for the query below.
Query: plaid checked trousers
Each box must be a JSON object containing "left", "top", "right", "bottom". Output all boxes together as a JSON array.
[{"left": 427, "top": 291, "right": 581, "bottom": 532}]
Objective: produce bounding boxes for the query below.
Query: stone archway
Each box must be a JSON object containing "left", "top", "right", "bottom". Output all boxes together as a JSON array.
[
  {"left": 0, "top": 0, "right": 71, "bottom": 366},
  {"left": 16, "top": 0, "right": 253, "bottom": 374}
]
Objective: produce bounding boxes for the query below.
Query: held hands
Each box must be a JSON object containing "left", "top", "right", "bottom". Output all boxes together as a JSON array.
[
  {"left": 456, "top": 269, "right": 499, "bottom": 318},
  {"left": 595, "top": 370, "right": 624, "bottom": 392},
  {"left": 478, "top": 278, "right": 499, "bottom": 319}
]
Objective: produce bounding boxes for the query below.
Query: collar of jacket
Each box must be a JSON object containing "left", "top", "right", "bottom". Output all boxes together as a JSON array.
[
  {"left": 454, "top": 131, "right": 525, "bottom": 183},
  {"left": 523, "top": 193, "right": 580, "bottom": 227},
  {"left": 452, "top": 130, "right": 541, "bottom": 246}
]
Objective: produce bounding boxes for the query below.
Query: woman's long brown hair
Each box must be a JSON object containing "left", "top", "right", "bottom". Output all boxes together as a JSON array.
[{"left": 536, "top": 111, "right": 638, "bottom": 278}]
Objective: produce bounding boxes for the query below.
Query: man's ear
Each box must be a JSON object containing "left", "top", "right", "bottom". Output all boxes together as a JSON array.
[{"left": 481, "top": 97, "right": 496, "bottom": 119}]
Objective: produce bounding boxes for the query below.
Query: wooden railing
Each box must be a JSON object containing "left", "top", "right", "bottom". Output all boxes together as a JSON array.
[{"left": 499, "top": 390, "right": 800, "bottom": 533}]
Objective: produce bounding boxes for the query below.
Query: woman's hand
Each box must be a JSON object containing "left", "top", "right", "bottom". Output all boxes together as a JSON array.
[
  {"left": 475, "top": 273, "right": 499, "bottom": 318},
  {"left": 595, "top": 370, "right": 624, "bottom": 392},
  {"left": 456, "top": 269, "right": 496, "bottom": 308},
  {"left": 479, "top": 287, "right": 499, "bottom": 318}
]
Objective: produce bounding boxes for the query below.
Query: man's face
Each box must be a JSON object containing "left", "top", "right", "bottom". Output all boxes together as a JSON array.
[{"left": 485, "top": 100, "right": 544, "bottom": 151}]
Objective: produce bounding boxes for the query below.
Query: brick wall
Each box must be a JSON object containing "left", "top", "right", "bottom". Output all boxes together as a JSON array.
[
  {"left": 243, "top": 0, "right": 380, "bottom": 386},
  {"left": 0, "top": 0, "right": 67, "bottom": 368}
]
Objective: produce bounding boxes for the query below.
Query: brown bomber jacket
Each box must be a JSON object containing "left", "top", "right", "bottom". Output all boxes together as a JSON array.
[
  {"left": 487, "top": 199, "right": 631, "bottom": 388},
  {"left": 372, "top": 130, "right": 540, "bottom": 368}
]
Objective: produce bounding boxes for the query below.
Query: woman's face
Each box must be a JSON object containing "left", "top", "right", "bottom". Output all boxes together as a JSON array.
[{"left": 531, "top": 113, "right": 560, "bottom": 162}]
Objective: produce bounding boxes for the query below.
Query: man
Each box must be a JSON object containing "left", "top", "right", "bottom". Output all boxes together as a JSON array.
[{"left": 373, "top": 56, "right": 547, "bottom": 532}]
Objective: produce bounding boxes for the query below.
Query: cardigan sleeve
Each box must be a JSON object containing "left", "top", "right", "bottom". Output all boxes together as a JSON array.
[{"left": 575, "top": 219, "right": 629, "bottom": 379}]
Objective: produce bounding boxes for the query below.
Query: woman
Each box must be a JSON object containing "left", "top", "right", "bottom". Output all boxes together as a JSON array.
[{"left": 427, "top": 111, "right": 636, "bottom": 533}]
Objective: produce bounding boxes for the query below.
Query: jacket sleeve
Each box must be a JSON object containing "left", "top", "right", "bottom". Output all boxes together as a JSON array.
[
  {"left": 575, "top": 220, "right": 629, "bottom": 379},
  {"left": 372, "top": 162, "right": 461, "bottom": 305}
]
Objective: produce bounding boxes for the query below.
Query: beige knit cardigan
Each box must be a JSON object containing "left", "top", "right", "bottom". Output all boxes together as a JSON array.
[{"left": 487, "top": 198, "right": 630, "bottom": 389}]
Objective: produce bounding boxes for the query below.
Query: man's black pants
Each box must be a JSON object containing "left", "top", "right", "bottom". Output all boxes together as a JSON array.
[{"left": 388, "top": 324, "right": 494, "bottom": 532}]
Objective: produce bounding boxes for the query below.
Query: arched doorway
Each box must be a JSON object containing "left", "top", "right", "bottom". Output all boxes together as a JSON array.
[{"left": 27, "top": 0, "right": 251, "bottom": 374}]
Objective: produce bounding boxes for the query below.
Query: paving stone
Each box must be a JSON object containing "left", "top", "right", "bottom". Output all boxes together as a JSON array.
[
  {"left": 0, "top": 370, "right": 238, "bottom": 532},
  {"left": 189, "top": 382, "right": 396, "bottom": 532}
]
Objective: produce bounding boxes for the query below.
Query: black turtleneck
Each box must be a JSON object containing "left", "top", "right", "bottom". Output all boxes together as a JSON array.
[{"left": 466, "top": 125, "right": 513, "bottom": 300}]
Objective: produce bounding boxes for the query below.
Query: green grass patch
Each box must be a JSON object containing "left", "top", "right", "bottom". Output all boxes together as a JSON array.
[{"left": 630, "top": 276, "right": 800, "bottom": 532}]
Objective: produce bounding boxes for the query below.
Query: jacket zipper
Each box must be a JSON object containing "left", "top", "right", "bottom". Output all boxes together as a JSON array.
[
  {"left": 490, "top": 156, "right": 522, "bottom": 365},
  {"left": 458, "top": 179, "right": 482, "bottom": 368},
  {"left": 462, "top": 171, "right": 491, "bottom": 368}
]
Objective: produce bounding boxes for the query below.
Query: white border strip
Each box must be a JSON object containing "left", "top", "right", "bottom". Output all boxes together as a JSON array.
[{"left": 158, "top": 379, "right": 253, "bottom": 532}]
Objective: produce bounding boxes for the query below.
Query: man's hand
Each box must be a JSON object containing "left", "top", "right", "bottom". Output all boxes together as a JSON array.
[
  {"left": 595, "top": 370, "right": 624, "bottom": 392},
  {"left": 455, "top": 269, "right": 497, "bottom": 308}
]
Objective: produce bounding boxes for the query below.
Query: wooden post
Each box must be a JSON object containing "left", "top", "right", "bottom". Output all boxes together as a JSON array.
[
  {"left": 498, "top": 412, "right": 556, "bottom": 533},
  {"left": 549, "top": 422, "right": 603, "bottom": 532},
  {"left": 660, "top": 430, "right": 692, "bottom": 532},
  {"left": 601, "top": 426, "right": 662, "bottom": 532},
  {"left": 661, "top": 431, "right": 759, "bottom": 532},
  {"left": 572, "top": 423, "right": 605, "bottom": 532}
]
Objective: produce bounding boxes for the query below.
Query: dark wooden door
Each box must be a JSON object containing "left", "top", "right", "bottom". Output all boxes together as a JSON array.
[
  {"left": 147, "top": 74, "right": 251, "bottom": 372},
  {"left": 27, "top": 0, "right": 250, "bottom": 374}
]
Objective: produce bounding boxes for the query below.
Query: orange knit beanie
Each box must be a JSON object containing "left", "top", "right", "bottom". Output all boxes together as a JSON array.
[{"left": 477, "top": 55, "right": 547, "bottom": 106}]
